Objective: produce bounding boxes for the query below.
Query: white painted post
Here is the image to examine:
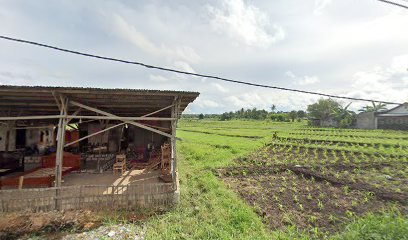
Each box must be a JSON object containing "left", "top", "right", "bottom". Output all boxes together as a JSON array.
[
  {"left": 171, "top": 97, "right": 181, "bottom": 183},
  {"left": 55, "top": 96, "right": 68, "bottom": 188},
  {"left": 170, "top": 100, "right": 176, "bottom": 180},
  {"left": 170, "top": 97, "right": 181, "bottom": 204}
]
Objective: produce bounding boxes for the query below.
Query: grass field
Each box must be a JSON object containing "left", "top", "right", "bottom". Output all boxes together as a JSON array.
[{"left": 145, "top": 119, "right": 407, "bottom": 239}]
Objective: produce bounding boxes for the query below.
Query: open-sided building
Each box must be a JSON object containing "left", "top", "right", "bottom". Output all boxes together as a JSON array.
[{"left": 0, "top": 85, "right": 199, "bottom": 211}]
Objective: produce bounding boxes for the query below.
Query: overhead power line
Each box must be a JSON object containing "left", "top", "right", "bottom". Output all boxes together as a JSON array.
[
  {"left": 376, "top": 0, "right": 408, "bottom": 9},
  {"left": 0, "top": 35, "right": 402, "bottom": 105}
]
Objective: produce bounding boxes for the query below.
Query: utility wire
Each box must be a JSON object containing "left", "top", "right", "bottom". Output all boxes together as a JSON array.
[
  {"left": 0, "top": 35, "right": 402, "bottom": 105},
  {"left": 376, "top": 0, "right": 408, "bottom": 9}
]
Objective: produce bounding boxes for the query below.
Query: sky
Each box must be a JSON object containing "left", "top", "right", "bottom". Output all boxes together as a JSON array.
[{"left": 0, "top": 0, "right": 407, "bottom": 114}]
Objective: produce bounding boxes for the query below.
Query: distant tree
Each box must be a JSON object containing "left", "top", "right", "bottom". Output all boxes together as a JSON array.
[
  {"left": 297, "top": 110, "right": 306, "bottom": 119},
  {"left": 307, "top": 99, "right": 357, "bottom": 128},
  {"left": 333, "top": 102, "right": 356, "bottom": 128},
  {"left": 218, "top": 107, "right": 270, "bottom": 121},
  {"left": 359, "top": 102, "right": 387, "bottom": 113},
  {"left": 307, "top": 99, "right": 341, "bottom": 123},
  {"left": 238, "top": 108, "right": 244, "bottom": 118},
  {"left": 198, "top": 113, "right": 204, "bottom": 120},
  {"left": 270, "top": 105, "right": 276, "bottom": 113},
  {"left": 288, "top": 111, "right": 298, "bottom": 122},
  {"left": 220, "top": 112, "right": 231, "bottom": 121},
  {"left": 269, "top": 113, "right": 289, "bottom": 122}
]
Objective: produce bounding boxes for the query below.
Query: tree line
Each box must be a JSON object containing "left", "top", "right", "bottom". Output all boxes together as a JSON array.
[
  {"left": 184, "top": 107, "right": 307, "bottom": 122},
  {"left": 183, "top": 99, "right": 388, "bottom": 128}
]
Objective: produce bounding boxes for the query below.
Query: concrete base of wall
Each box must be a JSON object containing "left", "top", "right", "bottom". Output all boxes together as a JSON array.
[{"left": 356, "top": 112, "right": 376, "bottom": 129}]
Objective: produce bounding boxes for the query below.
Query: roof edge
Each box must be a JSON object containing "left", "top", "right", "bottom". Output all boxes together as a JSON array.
[{"left": 0, "top": 85, "right": 200, "bottom": 96}]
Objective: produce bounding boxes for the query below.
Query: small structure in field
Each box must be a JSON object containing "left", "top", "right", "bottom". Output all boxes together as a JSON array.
[
  {"left": 356, "top": 103, "right": 408, "bottom": 130},
  {"left": 0, "top": 85, "right": 199, "bottom": 212},
  {"left": 309, "top": 118, "right": 338, "bottom": 128}
]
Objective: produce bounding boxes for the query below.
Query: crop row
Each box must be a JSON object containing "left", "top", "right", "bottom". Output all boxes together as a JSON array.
[
  {"left": 246, "top": 143, "right": 407, "bottom": 166},
  {"left": 222, "top": 169, "right": 394, "bottom": 235},
  {"left": 288, "top": 131, "right": 408, "bottom": 140},
  {"left": 275, "top": 136, "right": 408, "bottom": 149},
  {"left": 298, "top": 127, "right": 407, "bottom": 136},
  {"left": 241, "top": 144, "right": 407, "bottom": 194},
  {"left": 270, "top": 138, "right": 408, "bottom": 156}
]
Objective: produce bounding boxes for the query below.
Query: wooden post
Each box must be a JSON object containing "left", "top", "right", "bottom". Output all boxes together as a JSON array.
[
  {"left": 55, "top": 97, "right": 68, "bottom": 188},
  {"left": 18, "top": 176, "right": 24, "bottom": 189},
  {"left": 4, "top": 121, "right": 16, "bottom": 152},
  {"left": 170, "top": 97, "right": 181, "bottom": 182},
  {"left": 4, "top": 121, "right": 10, "bottom": 153},
  {"left": 54, "top": 95, "right": 68, "bottom": 210}
]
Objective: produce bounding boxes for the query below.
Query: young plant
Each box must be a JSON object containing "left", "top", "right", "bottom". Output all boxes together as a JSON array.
[
  {"left": 317, "top": 199, "right": 324, "bottom": 210},
  {"left": 293, "top": 194, "right": 299, "bottom": 203}
]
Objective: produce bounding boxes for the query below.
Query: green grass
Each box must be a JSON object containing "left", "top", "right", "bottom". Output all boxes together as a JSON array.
[
  {"left": 333, "top": 210, "right": 408, "bottom": 240},
  {"left": 144, "top": 120, "right": 407, "bottom": 239},
  {"left": 145, "top": 123, "right": 271, "bottom": 239}
]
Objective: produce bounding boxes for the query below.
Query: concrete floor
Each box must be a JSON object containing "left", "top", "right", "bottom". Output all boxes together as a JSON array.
[{"left": 62, "top": 169, "right": 162, "bottom": 186}]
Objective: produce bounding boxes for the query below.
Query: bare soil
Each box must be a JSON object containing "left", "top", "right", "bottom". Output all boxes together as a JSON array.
[
  {"left": 0, "top": 208, "right": 157, "bottom": 239},
  {"left": 218, "top": 141, "right": 408, "bottom": 236},
  {"left": 0, "top": 210, "right": 100, "bottom": 239},
  {"left": 220, "top": 167, "right": 406, "bottom": 235},
  {"left": 236, "top": 144, "right": 408, "bottom": 195}
]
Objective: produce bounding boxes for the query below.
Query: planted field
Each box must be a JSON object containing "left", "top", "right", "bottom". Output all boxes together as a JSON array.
[
  {"left": 216, "top": 121, "right": 407, "bottom": 237},
  {"left": 146, "top": 120, "right": 407, "bottom": 239},
  {"left": 221, "top": 168, "right": 388, "bottom": 233}
]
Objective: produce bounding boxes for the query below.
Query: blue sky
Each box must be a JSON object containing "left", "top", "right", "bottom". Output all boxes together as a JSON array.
[{"left": 0, "top": 0, "right": 407, "bottom": 113}]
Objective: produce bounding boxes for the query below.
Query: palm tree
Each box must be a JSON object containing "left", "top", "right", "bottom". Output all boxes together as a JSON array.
[
  {"left": 334, "top": 102, "right": 356, "bottom": 128},
  {"left": 334, "top": 102, "right": 353, "bottom": 118},
  {"left": 359, "top": 102, "right": 387, "bottom": 113}
]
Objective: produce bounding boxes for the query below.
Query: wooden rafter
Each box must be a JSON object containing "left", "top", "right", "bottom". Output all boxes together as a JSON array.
[
  {"left": 65, "top": 122, "right": 125, "bottom": 147},
  {"left": 70, "top": 100, "right": 173, "bottom": 138},
  {"left": 141, "top": 104, "right": 174, "bottom": 117},
  {"left": 67, "top": 116, "right": 175, "bottom": 121}
]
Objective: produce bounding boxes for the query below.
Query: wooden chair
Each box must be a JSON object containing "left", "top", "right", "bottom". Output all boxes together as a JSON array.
[
  {"left": 113, "top": 154, "right": 126, "bottom": 174},
  {"left": 161, "top": 144, "right": 171, "bottom": 175}
]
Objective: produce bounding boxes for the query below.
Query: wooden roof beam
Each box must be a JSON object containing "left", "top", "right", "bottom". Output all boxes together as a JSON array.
[{"left": 70, "top": 100, "right": 173, "bottom": 138}]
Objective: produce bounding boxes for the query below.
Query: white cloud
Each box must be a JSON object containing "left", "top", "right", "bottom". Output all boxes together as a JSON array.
[
  {"left": 211, "top": 83, "right": 229, "bottom": 93},
  {"left": 195, "top": 98, "right": 221, "bottom": 108},
  {"left": 207, "top": 0, "right": 285, "bottom": 47},
  {"left": 286, "top": 71, "right": 320, "bottom": 85},
  {"left": 148, "top": 61, "right": 204, "bottom": 85},
  {"left": 314, "top": 0, "right": 332, "bottom": 15},
  {"left": 149, "top": 74, "right": 168, "bottom": 82},
  {"left": 298, "top": 76, "right": 320, "bottom": 85},
  {"left": 351, "top": 71, "right": 386, "bottom": 92},
  {"left": 223, "top": 89, "right": 319, "bottom": 112},
  {"left": 225, "top": 92, "right": 266, "bottom": 109},
  {"left": 173, "top": 61, "right": 196, "bottom": 73},
  {"left": 285, "top": 71, "right": 296, "bottom": 79},
  {"left": 390, "top": 55, "right": 408, "bottom": 73},
  {"left": 113, "top": 14, "right": 200, "bottom": 63},
  {"left": 322, "top": 12, "right": 408, "bottom": 52},
  {"left": 346, "top": 55, "right": 408, "bottom": 110},
  {"left": 1, "top": 1, "right": 408, "bottom": 114},
  {"left": 171, "top": 61, "right": 203, "bottom": 82}
]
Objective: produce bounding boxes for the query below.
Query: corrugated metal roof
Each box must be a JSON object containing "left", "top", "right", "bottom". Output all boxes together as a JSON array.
[
  {"left": 376, "top": 113, "right": 408, "bottom": 117},
  {"left": 0, "top": 85, "right": 200, "bottom": 120},
  {"left": 0, "top": 85, "right": 199, "bottom": 95}
]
